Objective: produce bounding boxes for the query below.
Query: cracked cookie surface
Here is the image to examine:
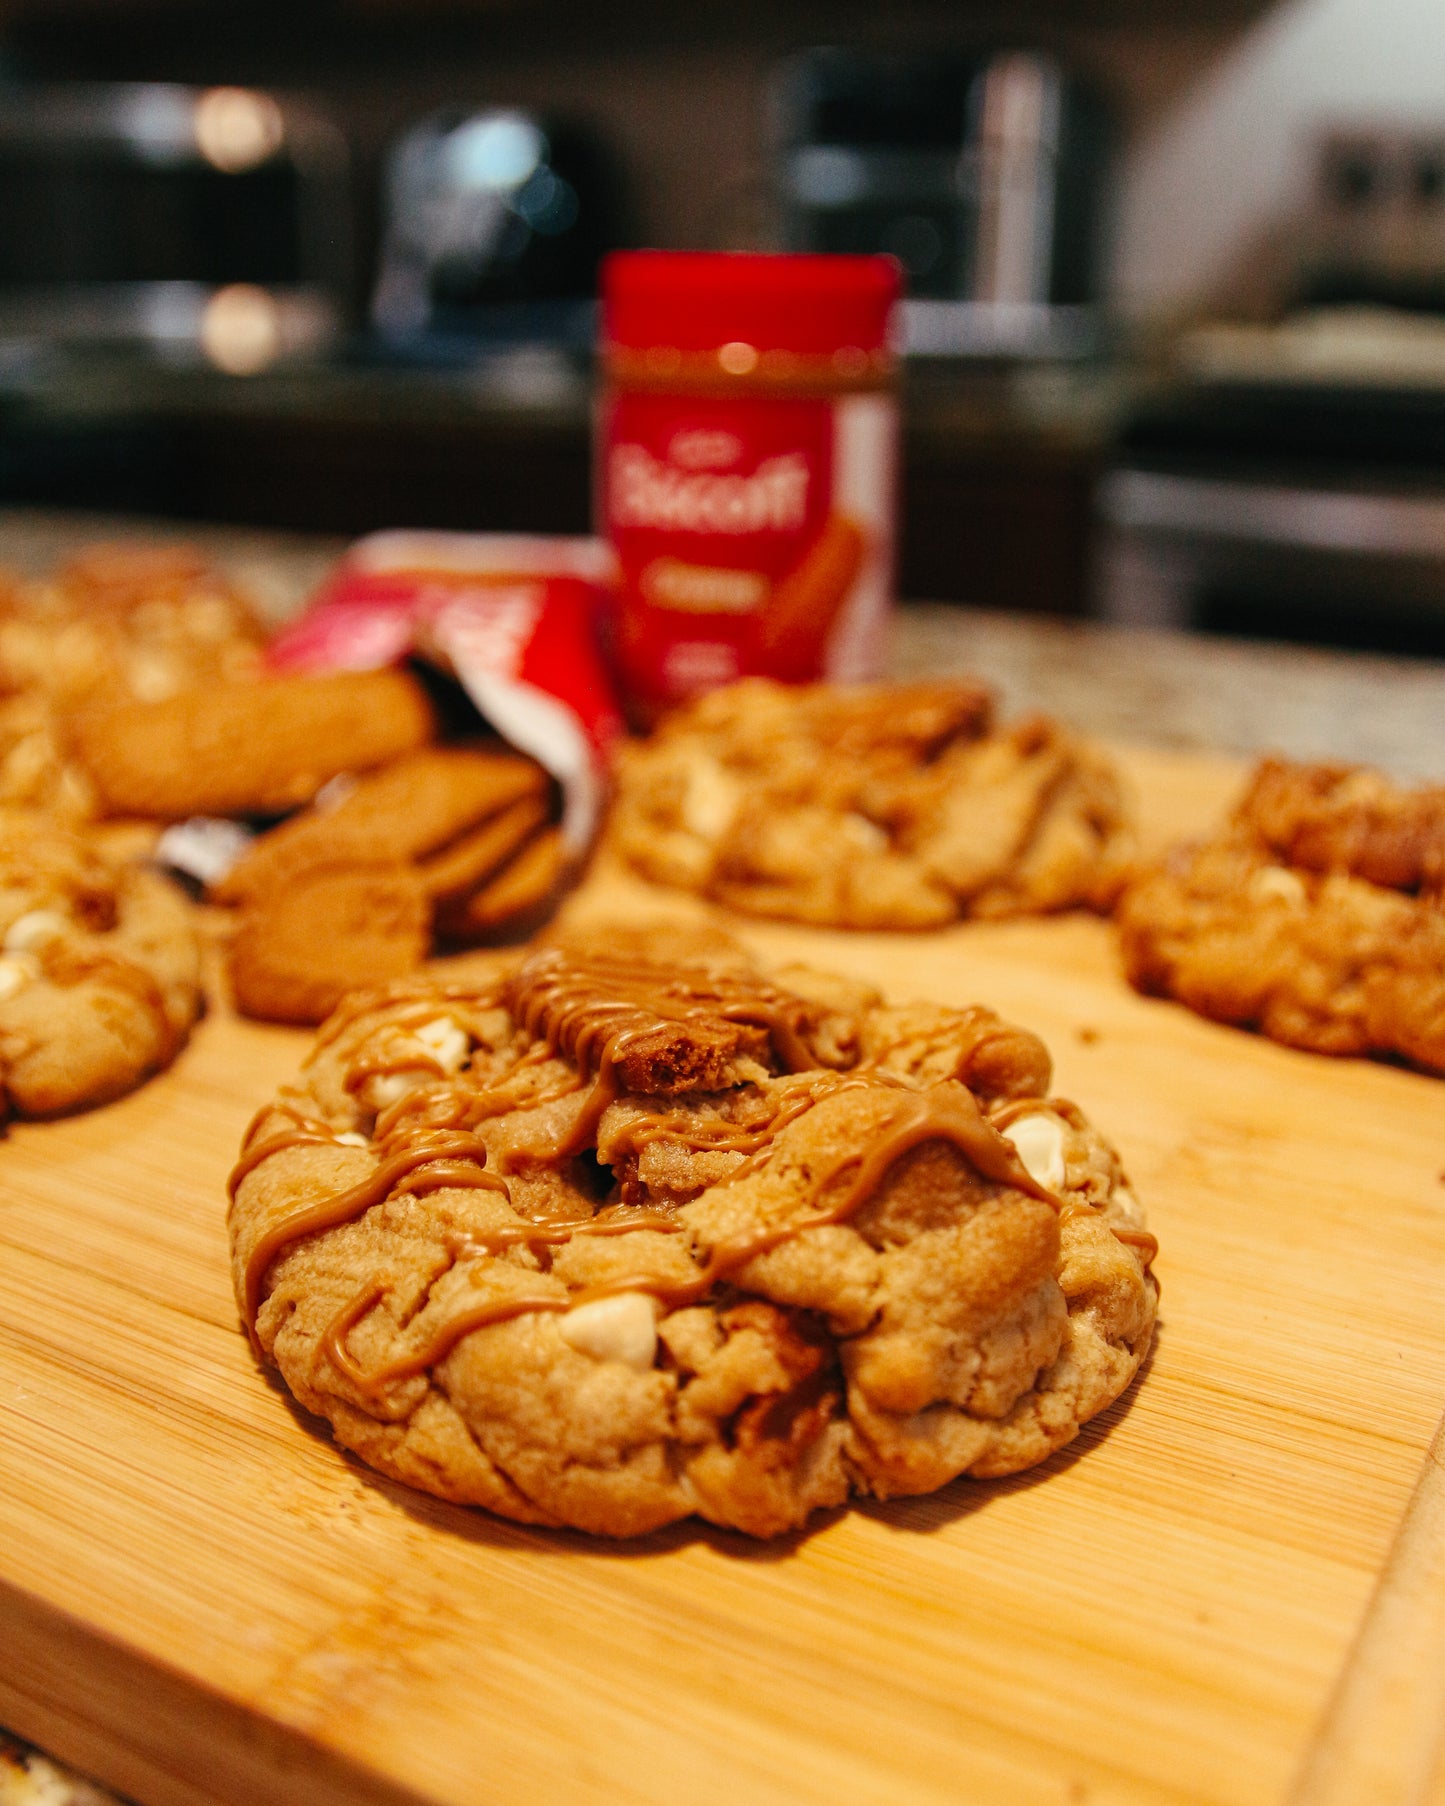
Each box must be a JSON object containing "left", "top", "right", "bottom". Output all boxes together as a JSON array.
[
  {"left": 229, "top": 926, "right": 1157, "bottom": 1537},
  {"left": 0, "top": 811, "right": 202, "bottom": 1118},
  {"left": 609, "top": 679, "right": 1134, "bottom": 928}
]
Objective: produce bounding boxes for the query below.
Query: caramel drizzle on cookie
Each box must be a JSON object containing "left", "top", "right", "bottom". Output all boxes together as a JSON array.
[
  {"left": 493, "top": 944, "right": 838, "bottom": 1169},
  {"left": 318, "top": 1079, "right": 1062, "bottom": 1398},
  {"left": 237, "top": 1129, "right": 509, "bottom": 1330}
]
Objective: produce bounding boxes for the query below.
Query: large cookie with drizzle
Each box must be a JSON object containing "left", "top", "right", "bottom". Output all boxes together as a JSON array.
[
  {"left": 0, "top": 811, "right": 202, "bottom": 1119},
  {"left": 227, "top": 927, "right": 1158, "bottom": 1538}
]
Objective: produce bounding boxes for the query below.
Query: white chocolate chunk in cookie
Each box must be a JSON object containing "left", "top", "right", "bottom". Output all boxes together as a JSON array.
[
  {"left": 4, "top": 908, "right": 67, "bottom": 952},
  {"left": 1001, "top": 1111, "right": 1067, "bottom": 1192},
  {"left": 1249, "top": 864, "right": 1307, "bottom": 905},
  {"left": 0, "top": 950, "right": 40, "bottom": 1000},
  {"left": 368, "top": 1017, "right": 471, "bottom": 1108},
  {"left": 559, "top": 1293, "right": 659, "bottom": 1370},
  {"left": 681, "top": 756, "right": 741, "bottom": 842},
  {"left": 416, "top": 1015, "right": 469, "bottom": 1071}
]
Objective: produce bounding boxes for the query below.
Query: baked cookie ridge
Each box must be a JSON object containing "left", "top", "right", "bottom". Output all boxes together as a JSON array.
[{"left": 228, "top": 927, "right": 1158, "bottom": 1537}]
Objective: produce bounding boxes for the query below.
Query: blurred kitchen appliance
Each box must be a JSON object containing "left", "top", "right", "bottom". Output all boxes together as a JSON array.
[
  {"left": 1099, "top": 358, "right": 1445, "bottom": 655},
  {"left": 0, "top": 83, "right": 348, "bottom": 370},
  {"left": 371, "top": 108, "right": 622, "bottom": 360},
  {"left": 1299, "top": 126, "right": 1445, "bottom": 312},
  {"left": 775, "top": 47, "right": 1109, "bottom": 358}
]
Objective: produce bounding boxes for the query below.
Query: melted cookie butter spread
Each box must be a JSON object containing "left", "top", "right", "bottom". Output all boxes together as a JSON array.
[{"left": 231, "top": 944, "right": 1156, "bottom": 1391}]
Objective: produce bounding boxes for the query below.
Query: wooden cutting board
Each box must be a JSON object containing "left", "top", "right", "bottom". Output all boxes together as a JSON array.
[{"left": 4, "top": 743, "right": 1445, "bottom": 1806}]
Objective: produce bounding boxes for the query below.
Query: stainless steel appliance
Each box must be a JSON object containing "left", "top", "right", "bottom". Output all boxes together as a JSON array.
[
  {"left": 0, "top": 83, "right": 349, "bottom": 370},
  {"left": 370, "top": 107, "right": 621, "bottom": 360},
  {"left": 775, "top": 47, "right": 1109, "bottom": 359}
]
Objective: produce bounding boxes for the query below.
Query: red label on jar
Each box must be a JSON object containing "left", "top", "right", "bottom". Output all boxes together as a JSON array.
[{"left": 599, "top": 386, "right": 896, "bottom": 714}]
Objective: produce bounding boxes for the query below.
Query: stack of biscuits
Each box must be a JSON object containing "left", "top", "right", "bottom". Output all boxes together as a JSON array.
[
  {"left": 212, "top": 743, "right": 563, "bottom": 1023},
  {"left": 59, "top": 658, "right": 564, "bottom": 1024}
]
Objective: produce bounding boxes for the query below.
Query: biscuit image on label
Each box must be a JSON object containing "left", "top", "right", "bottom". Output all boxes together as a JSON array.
[{"left": 754, "top": 513, "right": 866, "bottom": 668}]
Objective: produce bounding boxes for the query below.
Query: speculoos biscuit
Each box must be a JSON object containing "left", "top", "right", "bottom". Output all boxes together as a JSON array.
[{"left": 68, "top": 668, "right": 436, "bottom": 818}]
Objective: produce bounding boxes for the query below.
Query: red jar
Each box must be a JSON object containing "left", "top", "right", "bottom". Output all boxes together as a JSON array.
[{"left": 597, "top": 251, "right": 901, "bottom": 721}]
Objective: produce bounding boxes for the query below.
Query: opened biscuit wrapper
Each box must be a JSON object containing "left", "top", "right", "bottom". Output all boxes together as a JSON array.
[{"left": 265, "top": 531, "right": 625, "bottom": 849}]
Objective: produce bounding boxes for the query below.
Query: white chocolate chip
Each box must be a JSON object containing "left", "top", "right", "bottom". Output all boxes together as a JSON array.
[
  {"left": 1001, "top": 1112, "right": 1067, "bottom": 1192},
  {"left": 840, "top": 812, "right": 889, "bottom": 854},
  {"left": 335, "top": 1131, "right": 369, "bottom": 1148},
  {"left": 4, "top": 909, "right": 67, "bottom": 952},
  {"left": 415, "top": 1015, "right": 469, "bottom": 1073},
  {"left": 681, "top": 756, "right": 741, "bottom": 842},
  {"left": 366, "top": 1018, "right": 470, "bottom": 1108},
  {"left": 1250, "top": 864, "right": 1307, "bottom": 905},
  {"left": 0, "top": 951, "right": 40, "bottom": 1000},
  {"left": 368, "top": 1071, "right": 427, "bottom": 1109},
  {"left": 1111, "top": 1185, "right": 1145, "bottom": 1226},
  {"left": 558, "top": 1293, "right": 659, "bottom": 1370}
]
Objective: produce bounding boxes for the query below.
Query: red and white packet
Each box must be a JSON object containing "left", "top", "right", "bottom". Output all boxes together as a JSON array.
[{"left": 267, "top": 532, "right": 624, "bottom": 849}]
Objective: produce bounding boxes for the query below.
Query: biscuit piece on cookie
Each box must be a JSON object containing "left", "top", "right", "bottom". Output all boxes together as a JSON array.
[
  {"left": 0, "top": 811, "right": 201, "bottom": 1118},
  {"left": 69, "top": 668, "right": 435, "bottom": 818},
  {"left": 1118, "top": 757, "right": 1445, "bottom": 1072},
  {"left": 228, "top": 927, "right": 1157, "bottom": 1537},
  {"left": 610, "top": 679, "right": 1133, "bottom": 929}
]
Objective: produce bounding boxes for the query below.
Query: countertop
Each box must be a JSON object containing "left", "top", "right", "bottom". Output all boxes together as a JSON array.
[{"left": 3, "top": 504, "right": 1444, "bottom": 778}]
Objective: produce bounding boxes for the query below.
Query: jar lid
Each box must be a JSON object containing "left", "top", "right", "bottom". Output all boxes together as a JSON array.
[{"left": 601, "top": 251, "right": 900, "bottom": 358}]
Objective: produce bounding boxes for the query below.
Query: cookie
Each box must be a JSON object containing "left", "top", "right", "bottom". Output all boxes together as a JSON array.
[
  {"left": 0, "top": 811, "right": 201, "bottom": 1118},
  {"left": 214, "top": 745, "right": 548, "bottom": 905},
  {"left": 228, "top": 849, "right": 431, "bottom": 1026},
  {"left": 433, "top": 825, "right": 566, "bottom": 942},
  {"left": 609, "top": 679, "right": 1134, "bottom": 929},
  {"left": 228, "top": 926, "right": 1157, "bottom": 1538},
  {"left": 1118, "top": 783, "right": 1445, "bottom": 1072},
  {"left": 0, "top": 543, "right": 265, "bottom": 819},
  {"left": 1234, "top": 755, "right": 1445, "bottom": 893},
  {"left": 68, "top": 668, "right": 437, "bottom": 819}
]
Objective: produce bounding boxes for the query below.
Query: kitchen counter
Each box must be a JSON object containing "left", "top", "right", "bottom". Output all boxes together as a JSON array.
[
  {"left": 4, "top": 505, "right": 1444, "bottom": 778},
  {"left": 3, "top": 506, "right": 1445, "bottom": 1805}
]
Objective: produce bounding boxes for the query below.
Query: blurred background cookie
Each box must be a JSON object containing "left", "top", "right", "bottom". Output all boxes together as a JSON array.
[
  {"left": 1117, "top": 755, "right": 1445, "bottom": 1072},
  {"left": 0, "top": 809, "right": 201, "bottom": 1118},
  {"left": 0, "top": 542, "right": 265, "bottom": 821},
  {"left": 609, "top": 678, "right": 1134, "bottom": 929}
]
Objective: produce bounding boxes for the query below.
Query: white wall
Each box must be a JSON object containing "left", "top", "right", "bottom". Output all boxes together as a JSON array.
[{"left": 1111, "top": 0, "right": 1445, "bottom": 315}]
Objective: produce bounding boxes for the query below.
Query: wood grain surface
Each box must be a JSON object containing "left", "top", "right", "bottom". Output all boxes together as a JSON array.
[{"left": 4, "top": 743, "right": 1445, "bottom": 1806}]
